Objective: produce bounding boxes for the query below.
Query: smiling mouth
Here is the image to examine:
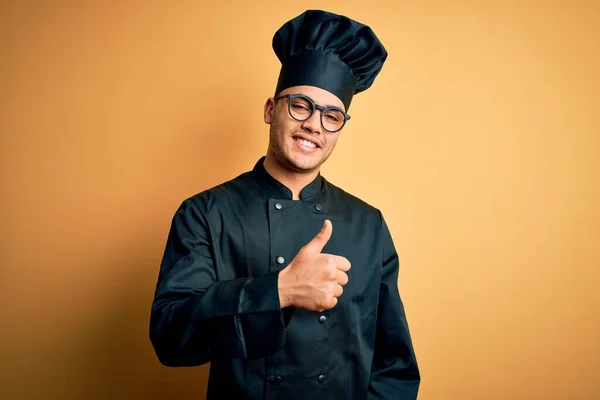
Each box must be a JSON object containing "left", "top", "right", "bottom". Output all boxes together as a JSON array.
[{"left": 295, "top": 137, "right": 319, "bottom": 149}]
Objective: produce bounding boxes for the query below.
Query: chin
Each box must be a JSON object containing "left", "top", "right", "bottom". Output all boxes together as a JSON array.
[{"left": 286, "top": 155, "right": 322, "bottom": 172}]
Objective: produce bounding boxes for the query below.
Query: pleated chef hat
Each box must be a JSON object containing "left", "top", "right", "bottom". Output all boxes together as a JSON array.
[{"left": 272, "top": 9, "right": 388, "bottom": 110}]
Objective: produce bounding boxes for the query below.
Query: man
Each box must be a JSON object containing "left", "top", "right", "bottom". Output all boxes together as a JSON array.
[{"left": 150, "top": 9, "right": 420, "bottom": 399}]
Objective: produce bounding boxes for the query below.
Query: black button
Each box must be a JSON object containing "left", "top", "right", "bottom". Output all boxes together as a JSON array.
[
  {"left": 272, "top": 375, "right": 283, "bottom": 385},
  {"left": 315, "top": 204, "right": 322, "bottom": 211},
  {"left": 276, "top": 256, "right": 285, "bottom": 264},
  {"left": 275, "top": 203, "right": 283, "bottom": 210},
  {"left": 317, "top": 374, "right": 326, "bottom": 384},
  {"left": 318, "top": 315, "right": 327, "bottom": 324}
]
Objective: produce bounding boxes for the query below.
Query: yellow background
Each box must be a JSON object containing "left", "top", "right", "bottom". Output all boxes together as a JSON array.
[{"left": 1, "top": 1, "right": 598, "bottom": 399}]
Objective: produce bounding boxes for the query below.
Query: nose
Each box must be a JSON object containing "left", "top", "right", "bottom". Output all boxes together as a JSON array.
[{"left": 300, "top": 109, "right": 322, "bottom": 134}]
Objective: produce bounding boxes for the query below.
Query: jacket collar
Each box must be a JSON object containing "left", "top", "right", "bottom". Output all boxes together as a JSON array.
[{"left": 250, "top": 156, "right": 325, "bottom": 201}]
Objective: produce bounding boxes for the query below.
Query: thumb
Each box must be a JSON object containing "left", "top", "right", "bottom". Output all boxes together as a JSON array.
[{"left": 304, "top": 219, "right": 332, "bottom": 253}]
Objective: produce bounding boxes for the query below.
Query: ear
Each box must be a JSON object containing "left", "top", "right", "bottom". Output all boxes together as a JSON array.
[{"left": 264, "top": 98, "right": 276, "bottom": 124}]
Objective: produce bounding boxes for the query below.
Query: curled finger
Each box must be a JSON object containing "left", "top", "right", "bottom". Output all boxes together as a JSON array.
[
  {"left": 337, "top": 270, "right": 349, "bottom": 286},
  {"left": 334, "top": 284, "right": 344, "bottom": 298}
]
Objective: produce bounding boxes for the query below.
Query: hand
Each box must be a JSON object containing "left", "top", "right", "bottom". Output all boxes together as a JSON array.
[{"left": 278, "top": 219, "right": 351, "bottom": 311}]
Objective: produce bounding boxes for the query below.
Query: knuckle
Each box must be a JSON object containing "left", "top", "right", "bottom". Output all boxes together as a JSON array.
[{"left": 323, "top": 266, "right": 335, "bottom": 280}]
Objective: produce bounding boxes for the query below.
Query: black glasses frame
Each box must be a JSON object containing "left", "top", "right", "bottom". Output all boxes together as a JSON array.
[{"left": 273, "top": 94, "right": 351, "bottom": 133}]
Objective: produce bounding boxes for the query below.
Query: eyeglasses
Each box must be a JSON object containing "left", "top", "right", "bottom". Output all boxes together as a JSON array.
[{"left": 273, "top": 94, "right": 351, "bottom": 133}]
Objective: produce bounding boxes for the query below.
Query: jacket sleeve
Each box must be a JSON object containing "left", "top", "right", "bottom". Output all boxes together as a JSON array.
[
  {"left": 149, "top": 197, "right": 287, "bottom": 367},
  {"left": 368, "top": 213, "right": 420, "bottom": 399}
]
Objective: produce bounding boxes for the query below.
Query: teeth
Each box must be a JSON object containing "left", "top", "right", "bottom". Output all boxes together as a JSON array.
[{"left": 296, "top": 138, "right": 316, "bottom": 148}]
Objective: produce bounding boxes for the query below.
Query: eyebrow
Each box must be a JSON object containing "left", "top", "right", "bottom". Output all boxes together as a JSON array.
[{"left": 295, "top": 94, "right": 344, "bottom": 110}]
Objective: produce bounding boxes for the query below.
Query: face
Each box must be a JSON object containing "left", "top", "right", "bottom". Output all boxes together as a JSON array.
[{"left": 264, "top": 85, "right": 346, "bottom": 173}]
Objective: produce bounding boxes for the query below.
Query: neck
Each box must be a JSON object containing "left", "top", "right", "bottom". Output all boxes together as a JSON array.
[{"left": 263, "top": 154, "right": 319, "bottom": 200}]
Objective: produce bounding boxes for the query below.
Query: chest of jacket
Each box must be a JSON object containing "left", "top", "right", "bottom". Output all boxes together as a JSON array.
[{"left": 204, "top": 195, "right": 383, "bottom": 399}]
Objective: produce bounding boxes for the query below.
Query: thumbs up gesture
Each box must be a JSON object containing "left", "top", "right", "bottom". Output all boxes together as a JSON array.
[{"left": 278, "top": 220, "right": 351, "bottom": 312}]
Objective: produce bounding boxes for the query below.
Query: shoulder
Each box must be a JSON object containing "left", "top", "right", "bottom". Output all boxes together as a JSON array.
[
  {"left": 323, "top": 178, "right": 384, "bottom": 222},
  {"left": 176, "top": 171, "right": 255, "bottom": 215}
]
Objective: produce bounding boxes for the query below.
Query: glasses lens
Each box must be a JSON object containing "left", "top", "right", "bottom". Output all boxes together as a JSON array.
[
  {"left": 322, "top": 109, "right": 345, "bottom": 132},
  {"left": 289, "top": 96, "right": 313, "bottom": 121}
]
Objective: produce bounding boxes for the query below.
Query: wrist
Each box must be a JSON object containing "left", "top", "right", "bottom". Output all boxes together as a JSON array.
[{"left": 277, "top": 268, "right": 294, "bottom": 308}]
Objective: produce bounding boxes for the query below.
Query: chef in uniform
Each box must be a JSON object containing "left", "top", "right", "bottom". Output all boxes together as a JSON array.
[{"left": 150, "top": 9, "right": 420, "bottom": 399}]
